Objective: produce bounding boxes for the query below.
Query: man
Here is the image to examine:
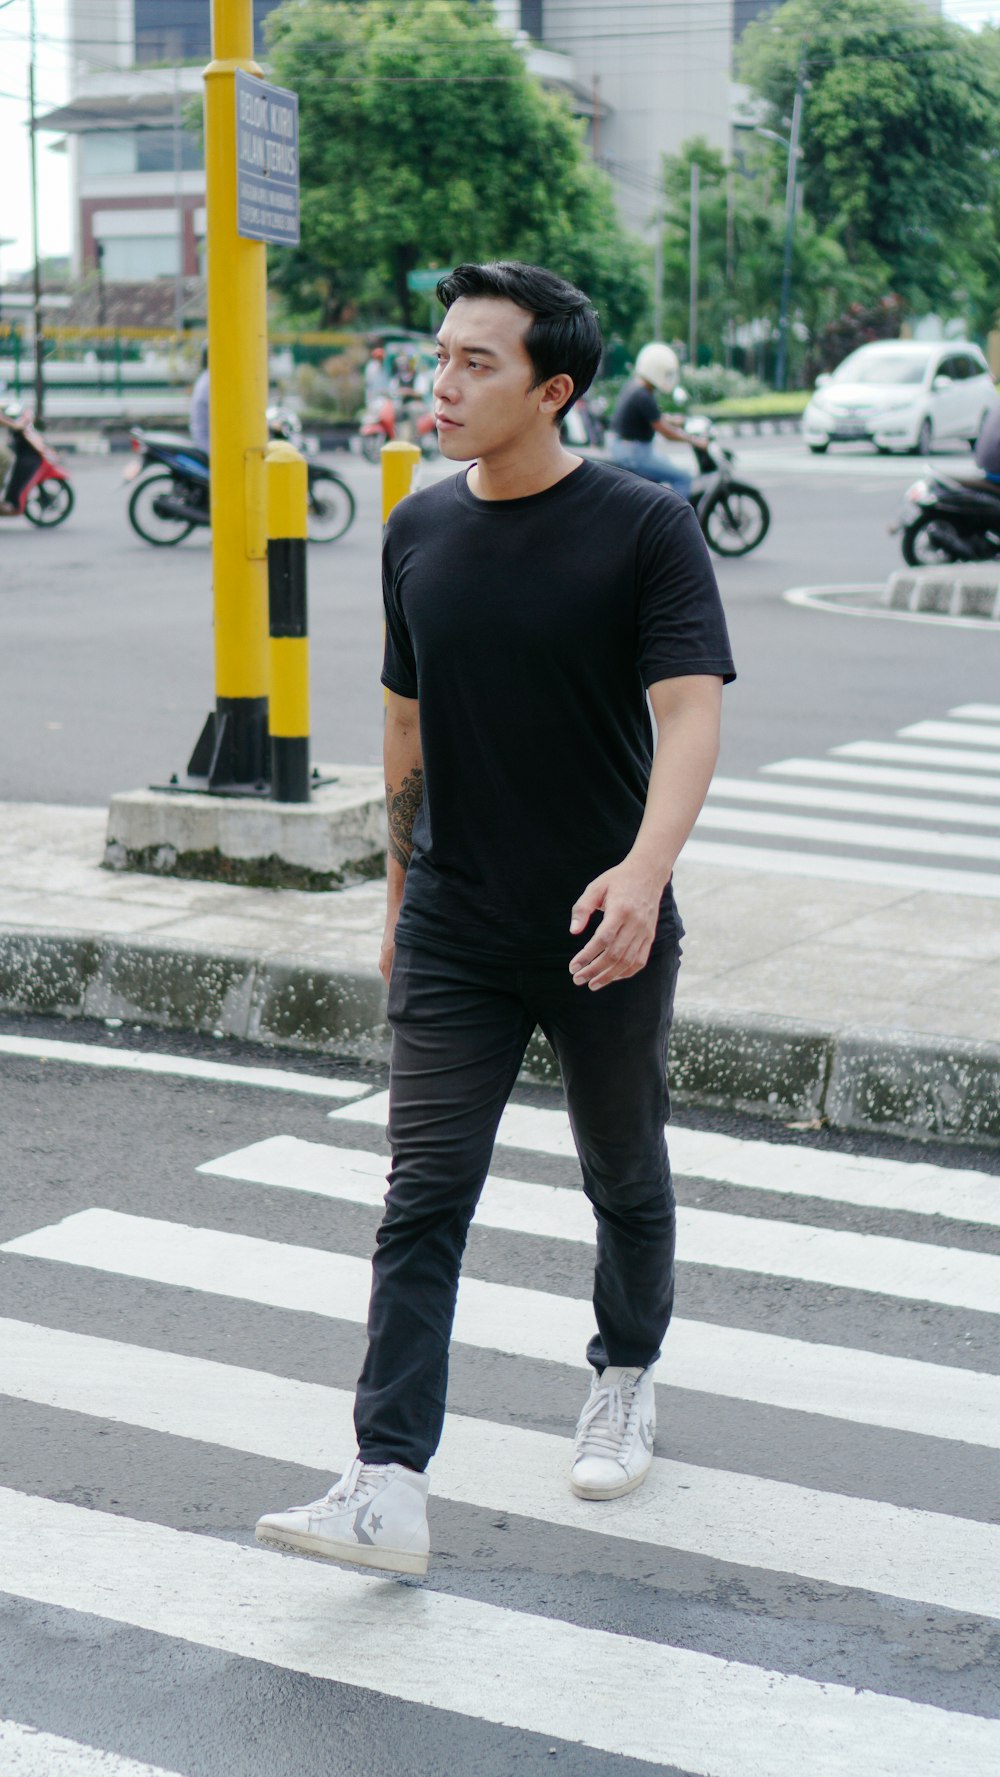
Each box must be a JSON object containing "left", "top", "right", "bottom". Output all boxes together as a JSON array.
[
  {"left": 256, "top": 262, "right": 734, "bottom": 1577},
  {"left": 364, "top": 344, "right": 390, "bottom": 406},
  {"left": 189, "top": 346, "right": 210, "bottom": 452},
  {"left": 974, "top": 402, "right": 1000, "bottom": 485},
  {"left": 610, "top": 342, "right": 699, "bottom": 499}
]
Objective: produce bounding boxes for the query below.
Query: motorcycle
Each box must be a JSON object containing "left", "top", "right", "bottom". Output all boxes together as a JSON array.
[
  {"left": 0, "top": 406, "right": 74, "bottom": 527},
  {"left": 358, "top": 392, "right": 438, "bottom": 464},
  {"left": 891, "top": 471, "right": 1000, "bottom": 566},
  {"left": 123, "top": 408, "right": 356, "bottom": 546},
  {"left": 685, "top": 416, "right": 770, "bottom": 557}
]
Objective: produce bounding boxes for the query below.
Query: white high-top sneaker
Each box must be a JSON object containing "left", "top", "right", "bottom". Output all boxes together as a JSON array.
[
  {"left": 570, "top": 1365, "right": 656, "bottom": 1500},
  {"left": 255, "top": 1458, "right": 430, "bottom": 1576}
]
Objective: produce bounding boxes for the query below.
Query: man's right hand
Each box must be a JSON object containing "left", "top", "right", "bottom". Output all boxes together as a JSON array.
[{"left": 379, "top": 922, "right": 397, "bottom": 986}]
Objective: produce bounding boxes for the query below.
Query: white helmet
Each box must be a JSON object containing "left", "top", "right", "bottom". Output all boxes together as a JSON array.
[{"left": 634, "top": 342, "right": 680, "bottom": 395}]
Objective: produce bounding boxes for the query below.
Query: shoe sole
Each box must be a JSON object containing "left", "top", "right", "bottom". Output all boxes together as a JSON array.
[
  {"left": 570, "top": 1466, "right": 650, "bottom": 1502},
  {"left": 255, "top": 1526, "right": 428, "bottom": 1577}
]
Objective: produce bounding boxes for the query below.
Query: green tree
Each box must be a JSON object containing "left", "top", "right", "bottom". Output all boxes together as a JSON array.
[
  {"left": 738, "top": 0, "right": 1000, "bottom": 319},
  {"left": 657, "top": 139, "right": 869, "bottom": 379},
  {"left": 264, "top": 0, "right": 647, "bottom": 335}
]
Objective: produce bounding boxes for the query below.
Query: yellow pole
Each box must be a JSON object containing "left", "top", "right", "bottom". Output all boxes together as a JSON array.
[
  {"left": 381, "top": 440, "right": 421, "bottom": 525},
  {"left": 190, "top": 0, "right": 269, "bottom": 789},
  {"left": 266, "top": 440, "right": 310, "bottom": 802}
]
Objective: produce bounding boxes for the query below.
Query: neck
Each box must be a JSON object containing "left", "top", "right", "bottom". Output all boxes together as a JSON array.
[{"left": 467, "top": 430, "right": 582, "bottom": 502}]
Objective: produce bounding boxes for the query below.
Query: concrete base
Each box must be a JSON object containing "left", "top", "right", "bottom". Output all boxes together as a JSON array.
[{"left": 104, "top": 765, "right": 386, "bottom": 890}]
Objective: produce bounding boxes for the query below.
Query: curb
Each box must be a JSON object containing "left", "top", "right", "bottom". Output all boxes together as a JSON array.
[{"left": 2, "top": 927, "right": 999, "bottom": 1149}]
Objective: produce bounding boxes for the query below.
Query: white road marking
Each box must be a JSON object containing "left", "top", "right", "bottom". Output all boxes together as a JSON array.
[
  {"left": 331, "top": 1097, "right": 1000, "bottom": 1225},
  {"left": 1, "top": 1491, "right": 997, "bottom": 1776},
  {"left": 762, "top": 758, "right": 1000, "bottom": 798},
  {"left": 897, "top": 721, "right": 1000, "bottom": 751},
  {"left": 835, "top": 741, "right": 1000, "bottom": 772},
  {"left": 695, "top": 803, "right": 1000, "bottom": 862},
  {"left": 0, "top": 1722, "right": 188, "bottom": 1776},
  {"left": 681, "top": 838, "right": 1000, "bottom": 897},
  {"left": 205, "top": 1127, "right": 1000, "bottom": 1228},
  {"left": 5, "top": 1211, "right": 998, "bottom": 1448},
  {"left": 950, "top": 705, "right": 1000, "bottom": 722},
  {"left": 4, "top": 1319, "right": 998, "bottom": 1618},
  {"left": 0, "top": 1035, "right": 369, "bottom": 1100},
  {"left": 708, "top": 776, "right": 1000, "bottom": 827}
]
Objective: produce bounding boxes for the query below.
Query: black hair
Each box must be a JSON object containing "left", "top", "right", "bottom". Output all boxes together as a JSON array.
[{"left": 435, "top": 261, "right": 603, "bottom": 420}]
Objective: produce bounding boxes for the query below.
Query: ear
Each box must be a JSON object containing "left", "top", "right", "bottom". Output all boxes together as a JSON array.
[{"left": 537, "top": 373, "right": 575, "bottom": 416}]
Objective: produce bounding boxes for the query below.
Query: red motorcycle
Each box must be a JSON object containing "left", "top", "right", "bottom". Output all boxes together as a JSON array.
[
  {"left": 0, "top": 407, "right": 74, "bottom": 527},
  {"left": 359, "top": 393, "right": 437, "bottom": 464}
]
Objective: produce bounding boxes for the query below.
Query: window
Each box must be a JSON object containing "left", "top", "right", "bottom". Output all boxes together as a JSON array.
[
  {"left": 136, "top": 129, "right": 203, "bottom": 173},
  {"left": 98, "top": 235, "right": 180, "bottom": 280},
  {"left": 134, "top": 1, "right": 283, "bottom": 65}
]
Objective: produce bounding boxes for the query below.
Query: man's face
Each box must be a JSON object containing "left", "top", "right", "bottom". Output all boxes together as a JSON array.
[{"left": 432, "top": 296, "right": 568, "bottom": 460}]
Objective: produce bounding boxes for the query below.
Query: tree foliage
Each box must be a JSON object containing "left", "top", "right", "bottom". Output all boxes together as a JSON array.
[
  {"left": 738, "top": 0, "right": 1000, "bottom": 320},
  {"left": 264, "top": 0, "right": 647, "bottom": 336}
]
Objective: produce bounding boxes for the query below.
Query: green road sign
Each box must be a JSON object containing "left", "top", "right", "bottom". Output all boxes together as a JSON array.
[{"left": 406, "top": 268, "right": 451, "bottom": 293}]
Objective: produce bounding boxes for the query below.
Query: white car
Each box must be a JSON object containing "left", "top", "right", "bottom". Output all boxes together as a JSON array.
[{"left": 802, "top": 340, "right": 998, "bottom": 456}]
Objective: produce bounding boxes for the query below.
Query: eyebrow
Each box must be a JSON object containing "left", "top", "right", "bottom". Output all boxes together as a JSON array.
[{"left": 436, "top": 340, "right": 500, "bottom": 358}]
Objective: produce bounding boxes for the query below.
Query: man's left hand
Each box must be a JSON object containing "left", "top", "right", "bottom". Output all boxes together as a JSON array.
[{"left": 568, "top": 863, "right": 666, "bottom": 990}]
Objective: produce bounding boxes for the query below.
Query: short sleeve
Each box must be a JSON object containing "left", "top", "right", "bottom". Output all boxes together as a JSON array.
[
  {"left": 380, "top": 520, "right": 418, "bottom": 699},
  {"left": 635, "top": 496, "right": 736, "bottom": 688}
]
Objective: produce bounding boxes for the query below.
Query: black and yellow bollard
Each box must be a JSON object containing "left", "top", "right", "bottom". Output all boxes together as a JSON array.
[
  {"left": 266, "top": 440, "right": 311, "bottom": 803},
  {"left": 381, "top": 439, "right": 421, "bottom": 525}
]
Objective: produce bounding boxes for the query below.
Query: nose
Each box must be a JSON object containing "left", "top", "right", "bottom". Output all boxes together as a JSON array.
[{"left": 434, "top": 361, "right": 458, "bottom": 404}]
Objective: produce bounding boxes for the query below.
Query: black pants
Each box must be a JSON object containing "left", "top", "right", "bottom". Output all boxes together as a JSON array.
[{"left": 354, "top": 939, "right": 681, "bottom": 1473}]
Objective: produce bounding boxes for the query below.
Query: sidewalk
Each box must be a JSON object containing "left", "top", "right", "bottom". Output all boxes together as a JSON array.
[{"left": 1, "top": 800, "right": 999, "bottom": 1148}]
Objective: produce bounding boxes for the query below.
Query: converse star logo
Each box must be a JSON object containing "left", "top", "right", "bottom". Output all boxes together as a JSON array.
[{"left": 369, "top": 1512, "right": 383, "bottom": 1535}]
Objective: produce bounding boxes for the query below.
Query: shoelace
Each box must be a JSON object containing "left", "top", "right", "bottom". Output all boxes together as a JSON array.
[
  {"left": 573, "top": 1376, "right": 638, "bottom": 1461},
  {"left": 320, "top": 1458, "right": 384, "bottom": 1510}
]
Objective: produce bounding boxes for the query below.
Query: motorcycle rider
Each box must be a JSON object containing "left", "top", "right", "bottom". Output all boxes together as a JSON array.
[
  {"left": 364, "top": 345, "right": 390, "bottom": 406},
  {"left": 610, "top": 343, "right": 699, "bottom": 500},
  {"left": 0, "top": 406, "right": 31, "bottom": 514},
  {"left": 974, "top": 403, "right": 1000, "bottom": 487},
  {"left": 190, "top": 346, "right": 210, "bottom": 452}
]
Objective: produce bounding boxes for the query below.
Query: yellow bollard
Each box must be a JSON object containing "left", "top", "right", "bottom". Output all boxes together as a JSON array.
[
  {"left": 186, "top": 0, "right": 270, "bottom": 791},
  {"left": 265, "top": 440, "right": 310, "bottom": 802},
  {"left": 381, "top": 440, "right": 421, "bottom": 525}
]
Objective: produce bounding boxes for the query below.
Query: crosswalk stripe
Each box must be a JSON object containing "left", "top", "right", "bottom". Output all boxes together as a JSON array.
[
  {"left": 695, "top": 803, "right": 1000, "bottom": 861},
  {"left": 707, "top": 776, "right": 1000, "bottom": 828},
  {"left": 0, "top": 1035, "right": 368, "bottom": 1100},
  {"left": 4, "top": 1318, "right": 998, "bottom": 1617},
  {"left": 949, "top": 705, "right": 1000, "bottom": 722},
  {"left": 2, "top": 1489, "right": 998, "bottom": 1776},
  {"left": 898, "top": 721, "right": 1000, "bottom": 750},
  {"left": 330, "top": 1092, "right": 1000, "bottom": 1228},
  {"left": 204, "top": 1127, "right": 1000, "bottom": 1228},
  {"left": 5, "top": 1211, "right": 998, "bottom": 1448},
  {"left": 0, "top": 1722, "right": 188, "bottom": 1776},
  {"left": 835, "top": 740, "right": 1000, "bottom": 772},
  {"left": 200, "top": 1135, "right": 1000, "bottom": 1312},
  {"left": 681, "top": 838, "right": 1000, "bottom": 896},
  {"left": 762, "top": 758, "right": 1000, "bottom": 798}
]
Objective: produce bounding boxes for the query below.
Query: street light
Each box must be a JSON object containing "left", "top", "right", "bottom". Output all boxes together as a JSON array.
[{"left": 754, "top": 69, "right": 806, "bottom": 393}]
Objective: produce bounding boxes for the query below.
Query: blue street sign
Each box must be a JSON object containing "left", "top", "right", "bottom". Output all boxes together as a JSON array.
[{"left": 235, "top": 69, "right": 300, "bottom": 248}]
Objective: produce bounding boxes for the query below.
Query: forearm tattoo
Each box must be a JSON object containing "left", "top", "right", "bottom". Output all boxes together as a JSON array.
[{"left": 386, "top": 768, "right": 424, "bottom": 870}]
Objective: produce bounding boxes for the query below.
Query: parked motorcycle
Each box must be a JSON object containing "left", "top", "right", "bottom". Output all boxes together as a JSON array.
[
  {"left": 358, "top": 393, "right": 438, "bottom": 463},
  {"left": 0, "top": 406, "right": 74, "bottom": 527},
  {"left": 685, "top": 416, "right": 770, "bottom": 557},
  {"left": 123, "top": 410, "right": 356, "bottom": 546},
  {"left": 892, "top": 471, "right": 1000, "bottom": 566}
]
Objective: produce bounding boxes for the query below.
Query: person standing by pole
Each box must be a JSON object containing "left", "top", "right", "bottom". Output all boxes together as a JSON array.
[{"left": 257, "top": 261, "right": 735, "bottom": 1577}]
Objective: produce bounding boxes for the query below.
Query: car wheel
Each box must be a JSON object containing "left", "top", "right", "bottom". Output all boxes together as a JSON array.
[
  {"left": 914, "top": 417, "right": 933, "bottom": 456},
  {"left": 807, "top": 442, "right": 828, "bottom": 455}
]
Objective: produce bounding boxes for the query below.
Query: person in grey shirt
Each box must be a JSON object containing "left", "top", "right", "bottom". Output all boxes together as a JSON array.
[
  {"left": 974, "top": 403, "right": 1000, "bottom": 484},
  {"left": 190, "top": 346, "right": 210, "bottom": 451}
]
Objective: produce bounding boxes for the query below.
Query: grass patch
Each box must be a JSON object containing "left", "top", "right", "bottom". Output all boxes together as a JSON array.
[{"left": 705, "top": 392, "right": 810, "bottom": 419}]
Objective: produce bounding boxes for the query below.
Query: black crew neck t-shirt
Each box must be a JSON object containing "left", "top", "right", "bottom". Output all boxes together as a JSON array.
[
  {"left": 381, "top": 458, "right": 735, "bottom": 965},
  {"left": 611, "top": 380, "right": 661, "bottom": 442}
]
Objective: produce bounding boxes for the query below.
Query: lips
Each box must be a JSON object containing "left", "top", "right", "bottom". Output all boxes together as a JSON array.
[{"left": 435, "top": 413, "right": 460, "bottom": 428}]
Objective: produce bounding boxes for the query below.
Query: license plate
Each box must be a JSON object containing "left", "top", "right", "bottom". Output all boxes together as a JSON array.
[
  {"left": 832, "top": 422, "right": 867, "bottom": 438},
  {"left": 122, "top": 458, "right": 142, "bottom": 482}
]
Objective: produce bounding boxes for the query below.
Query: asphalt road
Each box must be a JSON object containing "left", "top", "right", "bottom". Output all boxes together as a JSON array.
[
  {"left": 2, "top": 438, "right": 999, "bottom": 806},
  {"left": 1, "top": 1014, "right": 998, "bottom": 1775}
]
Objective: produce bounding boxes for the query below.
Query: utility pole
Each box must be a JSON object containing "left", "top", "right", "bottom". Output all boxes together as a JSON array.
[
  {"left": 172, "top": 66, "right": 185, "bottom": 337},
  {"left": 184, "top": 0, "right": 271, "bottom": 791},
  {"left": 688, "top": 160, "right": 700, "bottom": 371},
  {"left": 775, "top": 55, "right": 806, "bottom": 393},
  {"left": 27, "top": 0, "right": 45, "bottom": 424},
  {"left": 652, "top": 209, "right": 664, "bottom": 339}
]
